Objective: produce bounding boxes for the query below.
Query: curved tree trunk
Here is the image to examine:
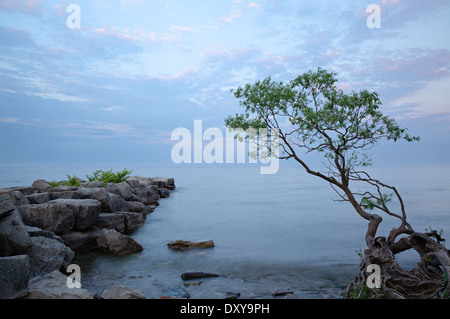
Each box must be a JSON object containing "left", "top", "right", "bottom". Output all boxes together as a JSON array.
[{"left": 346, "top": 232, "right": 450, "bottom": 299}]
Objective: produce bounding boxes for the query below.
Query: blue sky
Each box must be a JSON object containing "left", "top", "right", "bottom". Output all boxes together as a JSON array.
[{"left": 0, "top": 0, "right": 449, "bottom": 167}]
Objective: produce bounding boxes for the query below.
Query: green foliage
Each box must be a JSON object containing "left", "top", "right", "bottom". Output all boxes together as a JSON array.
[
  {"left": 65, "top": 175, "right": 81, "bottom": 187},
  {"left": 48, "top": 180, "right": 59, "bottom": 187},
  {"left": 225, "top": 68, "right": 419, "bottom": 171},
  {"left": 86, "top": 168, "right": 132, "bottom": 186},
  {"left": 346, "top": 281, "right": 377, "bottom": 299}
]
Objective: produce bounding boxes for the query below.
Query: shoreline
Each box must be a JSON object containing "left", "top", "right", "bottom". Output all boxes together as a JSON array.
[{"left": 0, "top": 175, "right": 175, "bottom": 299}]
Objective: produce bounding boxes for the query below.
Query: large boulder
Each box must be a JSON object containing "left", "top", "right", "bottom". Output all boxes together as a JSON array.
[
  {"left": 27, "top": 236, "right": 74, "bottom": 278},
  {"left": 0, "top": 208, "right": 32, "bottom": 257},
  {"left": 96, "top": 229, "right": 143, "bottom": 255},
  {"left": 0, "top": 255, "right": 30, "bottom": 299},
  {"left": 0, "top": 193, "right": 15, "bottom": 218},
  {"left": 10, "top": 190, "right": 30, "bottom": 206},
  {"left": 48, "top": 199, "right": 101, "bottom": 231},
  {"left": 60, "top": 227, "right": 101, "bottom": 252},
  {"left": 31, "top": 179, "right": 52, "bottom": 193},
  {"left": 95, "top": 213, "right": 125, "bottom": 233},
  {"left": 101, "top": 284, "right": 146, "bottom": 299},
  {"left": 17, "top": 203, "right": 74, "bottom": 235},
  {"left": 118, "top": 212, "right": 146, "bottom": 231},
  {"left": 26, "top": 270, "right": 93, "bottom": 299}
]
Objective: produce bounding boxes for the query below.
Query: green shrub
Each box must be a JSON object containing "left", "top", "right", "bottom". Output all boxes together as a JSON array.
[
  {"left": 65, "top": 175, "right": 81, "bottom": 187},
  {"left": 48, "top": 180, "right": 59, "bottom": 187},
  {"left": 86, "top": 168, "right": 132, "bottom": 186}
]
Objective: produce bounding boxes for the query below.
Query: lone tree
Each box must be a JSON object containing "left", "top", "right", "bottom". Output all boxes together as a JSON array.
[{"left": 225, "top": 68, "right": 450, "bottom": 299}]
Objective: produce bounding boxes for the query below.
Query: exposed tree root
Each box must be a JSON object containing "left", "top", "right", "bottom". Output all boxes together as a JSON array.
[{"left": 346, "top": 232, "right": 450, "bottom": 299}]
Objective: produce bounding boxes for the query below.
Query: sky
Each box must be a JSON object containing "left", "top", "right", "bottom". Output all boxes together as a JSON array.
[{"left": 0, "top": 0, "right": 449, "bottom": 168}]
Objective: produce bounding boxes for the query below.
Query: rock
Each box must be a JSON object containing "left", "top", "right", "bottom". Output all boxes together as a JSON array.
[
  {"left": 0, "top": 208, "right": 32, "bottom": 257},
  {"left": 9, "top": 186, "right": 38, "bottom": 196},
  {"left": 49, "top": 190, "right": 81, "bottom": 200},
  {"left": 161, "top": 285, "right": 190, "bottom": 299},
  {"left": 95, "top": 213, "right": 125, "bottom": 232},
  {"left": 118, "top": 212, "right": 146, "bottom": 231},
  {"left": 158, "top": 188, "right": 170, "bottom": 198},
  {"left": 168, "top": 240, "right": 215, "bottom": 250},
  {"left": 272, "top": 289, "right": 294, "bottom": 296},
  {"left": 60, "top": 227, "right": 101, "bottom": 252},
  {"left": 152, "top": 177, "right": 170, "bottom": 188},
  {"left": 32, "top": 179, "right": 52, "bottom": 193},
  {"left": 48, "top": 199, "right": 101, "bottom": 231},
  {"left": 96, "top": 229, "right": 143, "bottom": 255},
  {"left": 0, "top": 255, "right": 30, "bottom": 299},
  {"left": 107, "top": 193, "right": 130, "bottom": 213},
  {"left": 10, "top": 190, "right": 30, "bottom": 206},
  {"left": 26, "top": 270, "right": 93, "bottom": 299},
  {"left": 101, "top": 284, "right": 146, "bottom": 299},
  {"left": 0, "top": 193, "right": 15, "bottom": 218},
  {"left": 77, "top": 187, "right": 111, "bottom": 212},
  {"left": 17, "top": 203, "right": 74, "bottom": 235},
  {"left": 131, "top": 185, "right": 159, "bottom": 205},
  {"left": 27, "top": 236, "right": 74, "bottom": 278},
  {"left": 105, "top": 182, "right": 135, "bottom": 201},
  {"left": 26, "top": 192, "right": 50, "bottom": 204},
  {"left": 127, "top": 201, "right": 147, "bottom": 213},
  {"left": 26, "top": 226, "right": 63, "bottom": 242},
  {"left": 82, "top": 180, "right": 101, "bottom": 188},
  {"left": 181, "top": 272, "right": 220, "bottom": 280},
  {"left": 225, "top": 292, "right": 241, "bottom": 299}
]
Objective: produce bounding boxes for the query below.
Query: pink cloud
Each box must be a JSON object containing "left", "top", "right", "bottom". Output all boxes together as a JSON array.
[{"left": 0, "top": 0, "right": 42, "bottom": 14}]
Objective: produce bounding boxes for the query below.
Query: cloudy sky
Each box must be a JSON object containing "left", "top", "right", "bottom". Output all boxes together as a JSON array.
[{"left": 0, "top": 0, "right": 449, "bottom": 167}]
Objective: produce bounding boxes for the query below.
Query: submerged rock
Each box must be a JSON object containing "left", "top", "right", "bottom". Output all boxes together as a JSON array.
[
  {"left": 168, "top": 240, "right": 215, "bottom": 250},
  {"left": 161, "top": 285, "right": 190, "bottom": 299},
  {"left": 181, "top": 272, "right": 220, "bottom": 280}
]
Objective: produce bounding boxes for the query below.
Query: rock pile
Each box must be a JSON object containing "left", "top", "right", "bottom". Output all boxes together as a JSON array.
[{"left": 0, "top": 176, "right": 175, "bottom": 299}]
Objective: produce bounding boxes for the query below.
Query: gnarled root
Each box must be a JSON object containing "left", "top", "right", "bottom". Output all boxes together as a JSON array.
[{"left": 346, "top": 233, "right": 450, "bottom": 299}]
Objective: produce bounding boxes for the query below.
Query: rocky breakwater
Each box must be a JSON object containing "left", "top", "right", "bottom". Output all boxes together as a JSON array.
[{"left": 0, "top": 176, "right": 175, "bottom": 299}]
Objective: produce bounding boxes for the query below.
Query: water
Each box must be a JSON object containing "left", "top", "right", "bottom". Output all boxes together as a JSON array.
[{"left": 1, "top": 164, "right": 449, "bottom": 298}]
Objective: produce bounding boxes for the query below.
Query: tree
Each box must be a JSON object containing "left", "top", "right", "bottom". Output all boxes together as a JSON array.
[{"left": 225, "top": 68, "right": 450, "bottom": 299}]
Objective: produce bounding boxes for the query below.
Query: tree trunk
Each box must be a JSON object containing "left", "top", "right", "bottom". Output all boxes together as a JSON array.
[{"left": 345, "top": 233, "right": 450, "bottom": 299}]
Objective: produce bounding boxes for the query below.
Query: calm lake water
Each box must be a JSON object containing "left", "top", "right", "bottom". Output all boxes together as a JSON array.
[{"left": 1, "top": 164, "right": 449, "bottom": 298}]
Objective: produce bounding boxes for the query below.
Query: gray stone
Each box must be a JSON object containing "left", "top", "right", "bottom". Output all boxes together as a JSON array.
[
  {"left": 26, "top": 270, "right": 93, "bottom": 299},
  {"left": 95, "top": 213, "right": 125, "bottom": 232},
  {"left": 10, "top": 191, "right": 30, "bottom": 206},
  {"left": 49, "top": 190, "right": 81, "bottom": 200},
  {"left": 0, "top": 208, "right": 32, "bottom": 257},
  {"left": 158, "top": 188, "right": 170, "bottom": 198},
  {"left": 132, "top": 185, "right": 159, "bottom": 205},
  {"left": 105, "top": 182, "right": 135, "bottom": 201},
  {"left": 118, "top": 212, "right": 146, "bottom": 231},
  {"left": 60, "top": 227, "right": 101, "bottom": 252},
  {"left": 82, "top": 180, "right": 101, "bottom": 188},
  {"left": 168, "top": 240, "right": 215, "bottom": 251},
  {"left": 101, "top": 284, "right": 146, "bottom": 299},
  {"left": 0, "top": 193, "right": 15, "bottom": 218},
  {"left": 32, "top": 179, "right": 52, "bottom": 193},
  {"left": 161, "top": 285, "right": 190, "bottom": 299},
  {"left": 0, "top": 255, "right": 30, "bottom": 299},
  {"left": 26, "top": 192, "right": 51, "bottom": 204},
  {"left": 11, "top": 186, "right": 39, "bottom": 196},
  {"left": 96, "top": 229, "right": 143, "bottom": 255},
  {"left": 48, "top": 199, "right": 101, "bottom": 231},
  {"left": 17, "top": 203, "right": 74, "bottom": 235},
  {"left": 26, "top": 225, "right": 63, "bottom": 242},
  {"left": 27, "top": 236, "right": 74, "bottom": 278},
  {"left": 107, "top": 192, "right": 130, "bottom": 213},
  {"left": 127, "top": 201, "right": 147, "bottom": 213}
]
